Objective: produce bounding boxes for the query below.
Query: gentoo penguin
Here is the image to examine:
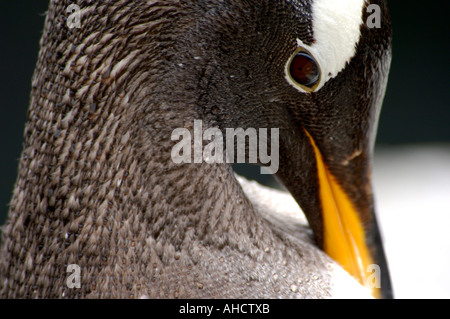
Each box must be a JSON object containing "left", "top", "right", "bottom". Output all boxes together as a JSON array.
[{"left": 0, "top": 0, "right": 393, "bottom": 298}]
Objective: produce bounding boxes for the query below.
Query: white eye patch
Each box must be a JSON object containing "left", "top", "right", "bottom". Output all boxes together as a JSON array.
[{"left": 285, "top": 0, "right": 366, "bottom": 93}]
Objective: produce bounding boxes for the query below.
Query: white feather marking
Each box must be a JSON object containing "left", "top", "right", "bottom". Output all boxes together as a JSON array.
[{"left": 286, "top": 0, "right": 365, "bottom": 92}]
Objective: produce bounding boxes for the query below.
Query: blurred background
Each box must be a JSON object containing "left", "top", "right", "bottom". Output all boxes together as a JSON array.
[{"left": 0, "top": 1, "right": 449, "bottom": 298}]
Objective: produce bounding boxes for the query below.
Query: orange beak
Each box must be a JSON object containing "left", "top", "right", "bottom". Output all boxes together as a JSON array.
[{"left": 305, "top": 129, "right": 381, "bottom": 298}]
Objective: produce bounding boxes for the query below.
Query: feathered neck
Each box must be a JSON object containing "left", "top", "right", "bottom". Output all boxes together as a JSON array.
[{"left": 0, "top": 0, "right": 274, "bottom": 298}]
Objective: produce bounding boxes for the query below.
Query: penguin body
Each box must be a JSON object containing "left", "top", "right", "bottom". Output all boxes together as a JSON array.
[{"left": 0, "top": 0, "right": 392, "bottom": 298}]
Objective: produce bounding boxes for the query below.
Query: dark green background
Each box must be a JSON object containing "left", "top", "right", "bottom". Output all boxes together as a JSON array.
[{"left": 1, "top": 1, "right": 449, "bottom": 225}]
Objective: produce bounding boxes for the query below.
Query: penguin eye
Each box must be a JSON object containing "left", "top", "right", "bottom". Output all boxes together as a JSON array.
[{"left": 288, "top": 51, "right": 320, "bottom": 90}]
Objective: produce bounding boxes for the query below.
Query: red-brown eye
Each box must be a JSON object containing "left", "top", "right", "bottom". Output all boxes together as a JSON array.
[{"left": 289, "top": 52, "right": 320, "bottom": 88}]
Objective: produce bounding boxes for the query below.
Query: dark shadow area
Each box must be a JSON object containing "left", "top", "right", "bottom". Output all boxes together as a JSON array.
[{"left": 232, "top": 163, "right": 283, "bottom": 190}]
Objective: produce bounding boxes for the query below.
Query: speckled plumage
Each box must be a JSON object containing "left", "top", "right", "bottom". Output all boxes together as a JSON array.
[{"left": 0, "top": 0, "right": 391, "bottom": 298}]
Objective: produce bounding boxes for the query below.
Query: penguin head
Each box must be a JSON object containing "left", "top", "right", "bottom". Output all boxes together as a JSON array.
[{"left": 164, "top": 0, "right": 392, "bottom": 297}]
